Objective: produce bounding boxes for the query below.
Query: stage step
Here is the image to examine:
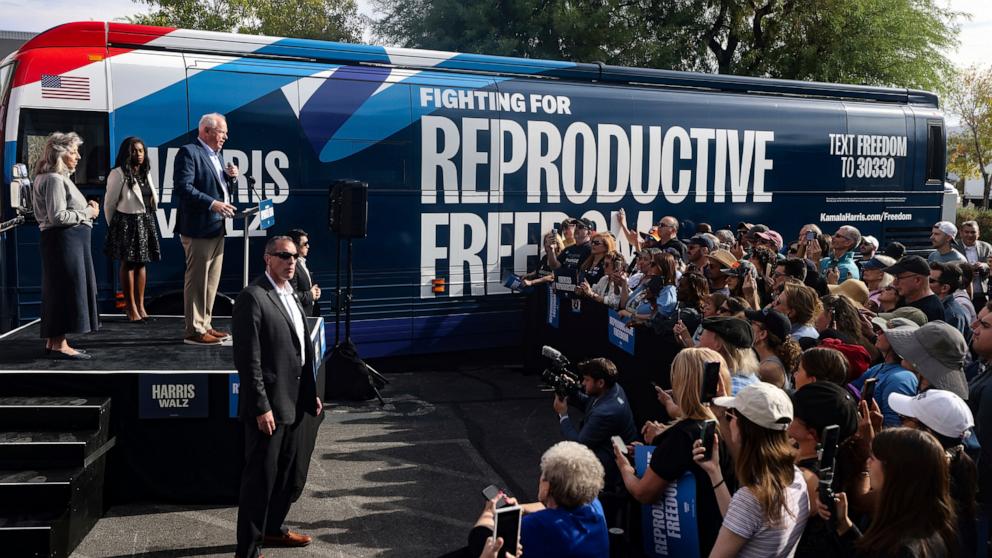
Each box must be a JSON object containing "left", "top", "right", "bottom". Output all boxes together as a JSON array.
[
  {"left": 0, "top": 430, "right": 107, "bottom": 470},
  {"left": 0, "top": 397, "right": 111, "bottom": 557},
  {"left": 0, "top": 397, "right": 110, "bottom": 433},
  {"left": 0, "top": 509, "right": 69, "bottom": 558}
]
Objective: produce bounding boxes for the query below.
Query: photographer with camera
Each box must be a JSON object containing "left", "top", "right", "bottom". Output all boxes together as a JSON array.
[{"left": 554, "top": 357, "right": 637, "bottom": 487}]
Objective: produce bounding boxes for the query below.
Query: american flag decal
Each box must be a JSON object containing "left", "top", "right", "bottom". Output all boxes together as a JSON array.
[{"left": 40, "top": 74, "right": 90, "bottom": 100}]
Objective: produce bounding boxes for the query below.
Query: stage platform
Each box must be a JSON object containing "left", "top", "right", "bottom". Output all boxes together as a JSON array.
[{"left": 0, "top": 315, "right": 327, "bottom": 505}]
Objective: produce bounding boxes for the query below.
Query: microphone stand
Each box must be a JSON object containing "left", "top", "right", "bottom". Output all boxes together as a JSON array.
[{"left": 237, "top": 175, "right": 264, "bottom": 288}]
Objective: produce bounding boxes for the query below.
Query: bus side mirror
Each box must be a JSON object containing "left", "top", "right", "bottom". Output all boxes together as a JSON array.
[{"left": 10, "top": 163, "right": 33, "bottom": 218}]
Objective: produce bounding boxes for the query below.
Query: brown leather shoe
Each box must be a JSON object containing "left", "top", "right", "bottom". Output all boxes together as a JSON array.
[
  {"left": 208, "top": 328, "right": 230, "bottom": 339},
  {"left": 184, "top": 332, "right": 222, "bottom": 346},
  {"left": 262, "top": 531, "right": 311, "bottom": 547}
]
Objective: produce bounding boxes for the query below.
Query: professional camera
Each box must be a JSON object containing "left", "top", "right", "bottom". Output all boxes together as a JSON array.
[{"left": 539, "top": 345, "right": 580, "bottom": 398}]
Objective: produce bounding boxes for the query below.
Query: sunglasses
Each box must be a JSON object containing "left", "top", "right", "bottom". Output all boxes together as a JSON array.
[
  {"left": 725, "top": 408, "right": 737, "bottom": 421},
  {"left": 268, "top": 251, "right": 299, "bottom": 261},
  {"left": 299, "top": 242, "right": 309, "bottom": 247},
  {"left": 590, "top": 240, "right": 604, "bottom": 246}
]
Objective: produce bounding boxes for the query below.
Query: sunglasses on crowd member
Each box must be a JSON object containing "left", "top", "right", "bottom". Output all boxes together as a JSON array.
[
  {"left": 268, "top": 251, "right": 299, "bottom": 261},
  {"left": 725, "top": 408, "right": 737, "bottom": 421},
  {"left": 299, "top": 241, "right": 309, "bottom": 247},
  {"left": 590, "top": 240, "right": 604, "bottom": 246}
]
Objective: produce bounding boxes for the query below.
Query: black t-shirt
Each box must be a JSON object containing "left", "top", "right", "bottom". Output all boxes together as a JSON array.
[
  {"left": 794, "top": 457, "right": 844, "bottom": 558},
  {"left": 659, "top": 239, "right": 687, "bottom": 261},
  {"left": 905, "top": 294, "right": 946, "bottom": 324},
  {"left": 580, "top": 258, "right": 606, "bottom": 286},
  {"left": 648, "top": 419, "right": 723, "bottom": 558},
  {"left": 559, "top": 243, "right": 591, "bottom": 273}
]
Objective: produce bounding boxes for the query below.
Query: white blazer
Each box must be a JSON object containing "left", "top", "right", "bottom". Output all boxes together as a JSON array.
[{"left": 104, "top": 167, "right": 158, "bottom": 224}]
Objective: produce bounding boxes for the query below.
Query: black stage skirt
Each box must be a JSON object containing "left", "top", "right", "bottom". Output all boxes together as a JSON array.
[
  {"left": 104, "top": 211, "right": 161, "bottom": 263},
  {"left": 40, "top": 225, "right": 100, "bottom": 338}
]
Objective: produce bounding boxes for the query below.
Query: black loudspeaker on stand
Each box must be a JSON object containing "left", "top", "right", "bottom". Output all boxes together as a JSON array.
[{"left": 325, "top": 180, "right": 387, "bottom": 404}]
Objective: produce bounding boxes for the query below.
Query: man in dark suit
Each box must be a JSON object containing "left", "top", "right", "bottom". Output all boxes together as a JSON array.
[
  {"left": 175, "top": 112, "right": 239, "bottom": 346},
  {"left": 233, "top": 236, "right": 322, "bottom": 558},
  {"left": 287, "top": 228, "right": 321, "bottom": 317}
]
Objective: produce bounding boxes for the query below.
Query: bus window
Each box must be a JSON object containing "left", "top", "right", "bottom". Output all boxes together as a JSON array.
[
  {"left": 926, "top": 121, "right": 944, "bottom": 184},
  {"left": 16, "top": 108, "right": 109, "bottom": 186}
]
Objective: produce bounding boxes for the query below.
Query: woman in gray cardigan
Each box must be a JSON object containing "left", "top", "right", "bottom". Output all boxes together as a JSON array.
[
  {"left": 31, "top": 132, "right": 100, "bottom": 360},
  {"left": 104, "top": 136, "right": 160, "bottom": 322}
]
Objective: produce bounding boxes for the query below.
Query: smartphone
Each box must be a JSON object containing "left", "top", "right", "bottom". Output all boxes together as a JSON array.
[
  {"left": 482, "top": 484, "right": 508, "bottom": 509},
  {"left": 611, "top": 435, "right": 628, "bottom": 456},
  {"left": 700, "top": 419, "right": 717, "bottom": 461},
  {"left": 702, "top": 361, "right": 721, "bottom": 404},
  {"left": 805, "top": 231, "right": 816, "bottom": 241},
  {"left": 493, "top": 505, "right": 522, "bottom": 558},
  {"left": 862, "top": 378, "right": 877, "bottom": 402}
]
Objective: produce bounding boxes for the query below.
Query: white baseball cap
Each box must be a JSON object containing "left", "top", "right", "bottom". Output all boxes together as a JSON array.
[
  {"left": 861, "top": 235, "right": 879, "bottom": 250},
  {"left": 713, "top": 383, "right": 793, "bottom": 431},
  {"left": 934, "top": 221, "right": 958, "bottom": 239},
  {"left": 888, "top": 390, "right": 974, "bottom": 439}
]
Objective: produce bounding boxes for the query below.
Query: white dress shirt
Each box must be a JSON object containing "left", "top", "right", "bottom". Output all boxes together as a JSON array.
[
  {"left": 197, "top": 137, "right": 230, "bottom": 204},
  {"left": 265, "top": 272, "right": 306, "bottom": 366}
]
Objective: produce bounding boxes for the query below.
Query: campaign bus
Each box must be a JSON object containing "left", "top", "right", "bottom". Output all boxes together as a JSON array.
[{"left": 0, "top": 22, "right": 953, "bottom": 356}]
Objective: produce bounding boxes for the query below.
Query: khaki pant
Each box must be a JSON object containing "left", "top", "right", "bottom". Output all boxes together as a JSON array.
[{"left": 181, "top": 235, "right": 224, "bottom": 336}]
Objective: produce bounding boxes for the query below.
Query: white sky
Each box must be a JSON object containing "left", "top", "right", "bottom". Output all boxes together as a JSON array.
[{"left": 1, "top": 0, "right": 987, "bottom": 69}]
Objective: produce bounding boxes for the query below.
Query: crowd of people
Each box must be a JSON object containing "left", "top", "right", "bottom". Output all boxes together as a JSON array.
[{"left": 476, "top": 214, "right": 992, "bottom": 557}]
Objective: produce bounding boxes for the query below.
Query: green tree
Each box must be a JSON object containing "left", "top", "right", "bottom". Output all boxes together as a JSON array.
[
  {"left": 128, "top": 0, "right": 365, "bottom": 43},
  {"left": 947, "top": 66, "right": 992, "bottom": 208},
  {"left": 374, "top": 0, "right": 961, "bottom": 91}
]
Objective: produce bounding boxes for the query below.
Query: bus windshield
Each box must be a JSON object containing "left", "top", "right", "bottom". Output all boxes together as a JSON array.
[{"left": 17, "top": 108, "right": 109, "bottom": 186}]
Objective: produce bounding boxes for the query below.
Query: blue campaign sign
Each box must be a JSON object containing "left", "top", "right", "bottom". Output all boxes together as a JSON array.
[
  {"left": 608, "top": 309, "right": 635, "bottom": 355},
  {"left": 228, "top": 373, "right": 240, "bottom": 418},
  {"left": 635, "top": 445, "right": 701, "bottom": 558},
  {"left": 310, "top": 317, "right": 326, "bottom": 380},
  {"left": 258, "top": 198, "right": 275, "bottom": 229},
  {"left": 547, "top": 286, "right": 559, "bottom": 328},
  {"left": 138, "top": 374, "right": 209, "bottom": 419}
]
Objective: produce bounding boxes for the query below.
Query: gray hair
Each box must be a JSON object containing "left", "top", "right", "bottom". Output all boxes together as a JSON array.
[
  {"left": 34, "top": 132, "right": 83, "bottom": 176},
  {"left": 198, "top": 112, "right": 227, "bottom": 132},
  {"left": 715, "top": 229, "right": 736, "bottom": 247},
  {"left": 961, "top": 220, "right": 979, "bottom": 231},
  {"left": 837, "top": 225, "right": 862, "bottom": 248},
  {"left": 540, "top": 441, "right": 604, "bottom": 508},
  {"left": 264, "top": 235, "right": 294, "bottom": 254}
]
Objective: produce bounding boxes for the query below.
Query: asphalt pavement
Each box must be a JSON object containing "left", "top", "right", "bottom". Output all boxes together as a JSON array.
[{"left": 71, "top": 354, "right": 562, "bottom": 558}]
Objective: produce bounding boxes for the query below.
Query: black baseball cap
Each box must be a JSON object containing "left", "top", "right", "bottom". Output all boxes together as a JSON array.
[
  {"left": 745, "top": 308, "right": 792, "bottom": 341},
  {"left": 575, "top": 218, "right": 596, "bottom": 231},
  {"left": 684, "top": 235, "right": 716, "bottom": 250},
  {"left": 701, "top": 317, "right": 754, "bottom": 349},
  {"left": 791, "top": 382, "right": 859, "bottom": 441},
  {"left": 884, "top": 242, "right": 907, "bottom": 260},
  {"left": 883, "top": 255, "right": 929, "bottom": 277}
]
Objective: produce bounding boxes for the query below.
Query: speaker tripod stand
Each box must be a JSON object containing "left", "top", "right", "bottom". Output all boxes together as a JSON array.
[{"left": 327, "top": 179, "right": 387, "bottom": 405}]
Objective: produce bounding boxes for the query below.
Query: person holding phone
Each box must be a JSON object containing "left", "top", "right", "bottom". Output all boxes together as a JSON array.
[
  {"left": 468, "top": 441, "right": 608, "bottom": 558},
  {"left": 817, "top": 428, "right": 959, "bottom": 558},
  {"left": 696, "top": 383, "right": 809, "bottom": 558},
  {"left": 615, "top": 348, "right": 731, "bottom": 558}
]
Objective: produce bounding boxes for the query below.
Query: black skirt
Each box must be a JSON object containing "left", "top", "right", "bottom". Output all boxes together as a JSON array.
[
  {"left": 40, "top": 225, "right": 100, "bottom": 338},
  {"left": 104, "top": 211, "right": 161, "bottom": 263}
]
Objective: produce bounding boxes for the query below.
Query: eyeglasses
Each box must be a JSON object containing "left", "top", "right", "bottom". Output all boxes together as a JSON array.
[
  {"left": 724, "top": 408, "right": 737, "bottom": 421},
  {"left": 299, "top": 242, "right": 309, "bottom": 247},
  {"left": 267, "top": 251, "right": 299, "bottom": 261},
  {"left": 928, "top": 278, "right": 941, "bottom": 284}
]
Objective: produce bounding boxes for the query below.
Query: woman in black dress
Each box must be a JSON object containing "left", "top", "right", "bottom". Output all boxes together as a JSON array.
[
  {"left": 32, "top": 132, "right": 100, "bottom": 359},
  {"left": 104, "top": 137, "right": 160, "bottom": 322}
]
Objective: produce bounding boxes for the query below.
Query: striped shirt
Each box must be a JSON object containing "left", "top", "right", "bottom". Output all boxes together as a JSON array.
[{"left": 723, "top": 467, "right": 809, "bottom": 558}]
